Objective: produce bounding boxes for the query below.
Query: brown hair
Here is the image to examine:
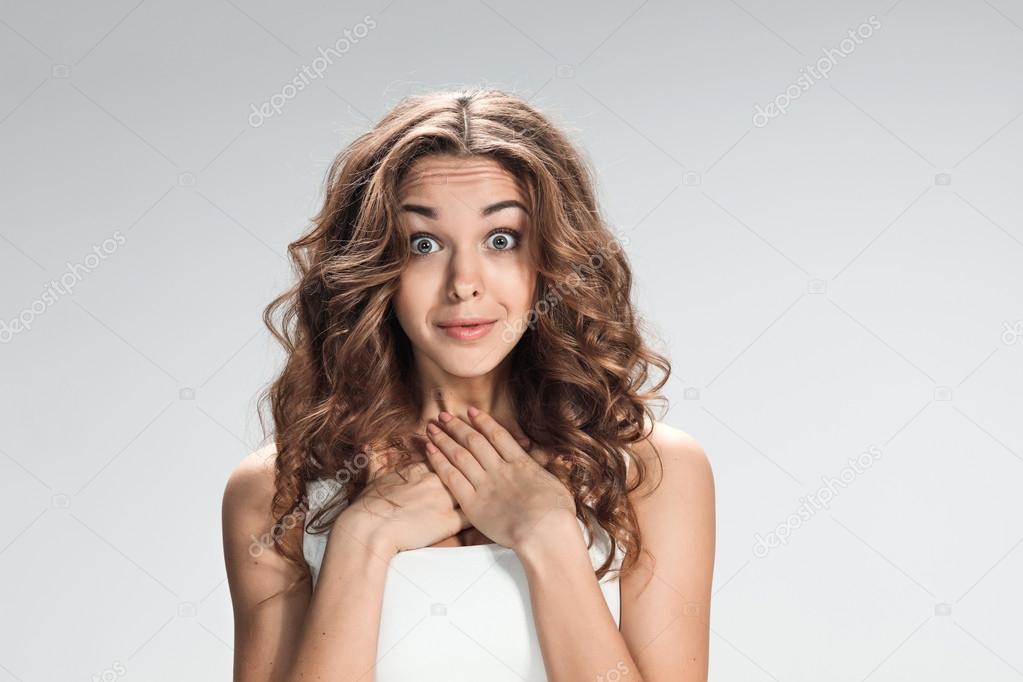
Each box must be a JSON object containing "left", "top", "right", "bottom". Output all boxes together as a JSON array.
[{"left": 256, "top": 87, "right": 671, "bottom": 599}]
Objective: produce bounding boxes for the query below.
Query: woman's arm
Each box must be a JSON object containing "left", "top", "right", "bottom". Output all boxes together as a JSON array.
[
  {"left": 222, "top": 447, "right": 395, "bottom": 681},
  {"left": 286, "top": 514, "right": 396, "bottom": 680},
  {"left": 222, "top": 448, "right": 311, "bottom": 681},
  {"left": 421, "top": 409, "right": 715, "bottom": 680},
  {"left": 516, "top": 421, "right": 716, "bottom": 682},
  {"left": 620, "top": 422, "right": 715, "bottom": 681},
  {"left": 516, "top": 513, "right": 644, "bottom": 682}
]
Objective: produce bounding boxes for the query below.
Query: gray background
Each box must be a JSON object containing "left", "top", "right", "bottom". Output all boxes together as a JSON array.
[{"left": 1, "top": 0, "right": 1021, "bottom": 680}]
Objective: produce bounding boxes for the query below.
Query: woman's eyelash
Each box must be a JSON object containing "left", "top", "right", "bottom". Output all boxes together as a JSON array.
[
  {"left": 409, "top": 233, "right": 440, "bottom": 256},
  {"left": 484, "top": 228, "right": 521, "bottom": 251},
  {"left": 409, "top": 228, "right": 521, "bottom": 257}
]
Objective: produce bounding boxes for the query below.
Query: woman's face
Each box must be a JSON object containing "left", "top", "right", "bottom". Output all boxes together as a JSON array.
[{"left": 393, "top": 154, "right": 537, "bottom": 379}]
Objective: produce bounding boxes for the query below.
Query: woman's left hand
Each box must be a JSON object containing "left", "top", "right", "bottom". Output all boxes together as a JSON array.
[{"left": 423, "top": 406, "right": 577, "bottom": 552}]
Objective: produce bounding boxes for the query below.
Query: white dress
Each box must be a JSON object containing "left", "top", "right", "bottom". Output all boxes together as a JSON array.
[{"left": 302, "top": 455, "right": 629, "bottom": 682}]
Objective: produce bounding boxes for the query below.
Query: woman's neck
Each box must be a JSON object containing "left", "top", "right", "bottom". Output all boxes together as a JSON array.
[
  {"left": 415, "top": 384, "right": 515, "bottom": 431},
  {"left": 412, "top": 355, "right": 517, "bottom": 431}
]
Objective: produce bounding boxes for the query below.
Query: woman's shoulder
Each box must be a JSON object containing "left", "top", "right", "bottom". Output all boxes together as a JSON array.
[
  {"left": 223, "top": 442, "right": 279, "bottom": 511},
  {"left": 222, "top": 442, "right": 305, "bottom": 556},
  {"left": 626, "top": 416, "right": 713, "bottom": 497}
]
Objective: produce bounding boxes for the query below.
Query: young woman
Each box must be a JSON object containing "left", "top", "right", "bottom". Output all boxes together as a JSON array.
[{"left": 221, "top": 89, "right": 715, "bottom": 682}]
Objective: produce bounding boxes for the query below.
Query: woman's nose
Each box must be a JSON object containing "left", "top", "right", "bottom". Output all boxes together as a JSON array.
[{"left": 448, "top": 250, "right": 484, "bottom": 301}]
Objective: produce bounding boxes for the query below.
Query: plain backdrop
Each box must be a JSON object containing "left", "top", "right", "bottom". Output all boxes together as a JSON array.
[{"left": 1, "top": 1, "right": 1021, "bottom": 680}]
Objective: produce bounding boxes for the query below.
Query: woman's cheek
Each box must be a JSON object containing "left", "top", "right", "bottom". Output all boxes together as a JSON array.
[{"left": 512, "top": 268, "right": 539, "bottom": 320}]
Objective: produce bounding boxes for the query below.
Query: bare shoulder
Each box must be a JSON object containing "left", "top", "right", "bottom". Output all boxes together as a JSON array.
[
  {"left": 221, "top": 441, "right": 305, "bottom": 569},
  {"left": 620, "top": 417, "right": 715, "bottom": 680},
  {"left": 223, "top": 442, "right": 279, "bottom": 513},
  {"left": 222, "top": 442, "right": 311, "bottom": 679},
  {"left": 223, "top": 443, "right": 280, "bottom": 529},
  {"left": 626, "top": 417, "right": 714, "bottom": 500}
]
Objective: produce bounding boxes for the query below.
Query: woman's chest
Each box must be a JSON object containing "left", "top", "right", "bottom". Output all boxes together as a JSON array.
[
  {"left": 425, "top": 526, "right": 494, "bottom": 548},
  {"left": 376, "top": 547, "right": 545, "bottom": 680},
  {"left": 302, "top": 503, "right": 625, "bottom": 680},
  {"left": 372, "top": 546, "right": 621, "bottom": 681}
]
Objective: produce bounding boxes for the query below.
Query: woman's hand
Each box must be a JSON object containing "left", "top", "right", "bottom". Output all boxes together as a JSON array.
[
  {"left": 332, "top": 458, "right": 472, "bottom": 557},
  {"left": 423, "top": 407, "right": 577, "bottom": 553}
]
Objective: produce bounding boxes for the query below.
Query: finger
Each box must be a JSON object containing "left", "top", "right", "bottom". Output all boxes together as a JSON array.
[
  {"left": 435, "top": 412, "right": 504, "bottom": 471},
  {"left": 501, "top": 418, "right": 532, "bottom": 451},
  {"left": 365, "top": 444, "right": 407, "bottom": 481},
  {"left": 505, "top": 422, "right": 531, "bottom": 448},
  {"left": 364, "top": 447, "right": 386, "bottom": 480},
  {"left": 512, "top": 433, "right": 531, "bottom": 450},
  {"left": 485, "top": 416, "right": 531, "bottom": 449},
  {"left": 405, "top": 460, "right": 432, "bottom": 481},
  {"left": 423, "top": 436, "right": 477, "bottom": 501},
  {"left": 430, "top": 414, "right": 501, "bottom": 476},
  {"left": 466, "top": 407, "right": 529, "bottom": 463}
]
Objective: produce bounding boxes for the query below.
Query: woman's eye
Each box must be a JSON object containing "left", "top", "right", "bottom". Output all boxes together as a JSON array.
[
  {"left": 487, "top": 229, "right": 519, "bottom": 251},
  {"left": 410, "top": 230, "right": 519, "bottom": 257},
  {"left": 410, "top": 235, "right": 440, "bottom": 256}
]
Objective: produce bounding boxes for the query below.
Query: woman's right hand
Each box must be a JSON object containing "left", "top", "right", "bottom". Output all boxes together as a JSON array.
[{"left": 330, "top": 458, "right": 471, "bottom": 557}]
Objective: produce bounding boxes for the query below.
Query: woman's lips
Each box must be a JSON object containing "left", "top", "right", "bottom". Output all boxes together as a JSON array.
[{"left": 438, "top": 321, "right": 497, "bottom": 341}]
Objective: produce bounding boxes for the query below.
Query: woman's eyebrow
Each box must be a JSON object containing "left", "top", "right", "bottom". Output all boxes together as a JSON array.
[
  {"left": 400, "top": 199, "right": 528, "bottom": 220},
  {"left": 481, "top": 199, "right": 528, "bottom": 217}
]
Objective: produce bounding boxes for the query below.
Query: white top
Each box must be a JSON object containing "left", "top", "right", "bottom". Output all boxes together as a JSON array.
[{"left": 302, "top": 454, "right": 629, "bottom": 681}]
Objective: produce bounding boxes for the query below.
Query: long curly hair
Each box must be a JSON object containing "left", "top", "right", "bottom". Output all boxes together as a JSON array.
[{"left": 256, "top": 87, "right": 671, "bottom": 599}]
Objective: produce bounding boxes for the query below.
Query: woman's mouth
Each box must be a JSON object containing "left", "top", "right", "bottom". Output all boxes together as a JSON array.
[{"left": 436, "top": 319, "right": 498, "bottom": 341}]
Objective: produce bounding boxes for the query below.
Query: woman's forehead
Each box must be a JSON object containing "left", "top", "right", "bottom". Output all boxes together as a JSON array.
[{"left": 398, "top": 155, "right": 524, "bottom": 198}]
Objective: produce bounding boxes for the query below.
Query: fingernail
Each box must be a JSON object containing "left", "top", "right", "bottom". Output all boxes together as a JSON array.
[
  {"left": 467, "top": 406, "right": 480, "bottom": 418},
  {"left": 427, "top": 423, "right": 440, "bottom": 433},
  {"left": 438, "top": 411, "right": 453, "bottom": 423}
]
